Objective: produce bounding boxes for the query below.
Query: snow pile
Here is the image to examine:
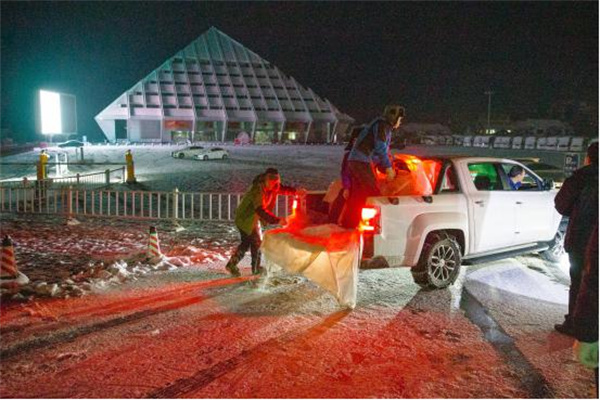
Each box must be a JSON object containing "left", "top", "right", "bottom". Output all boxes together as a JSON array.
[
  {"left": 0, "top": 216, "right": 240, "bottom": 301},
  {"left": 466, "top": 260, "right": 568, "bottom": 305}
]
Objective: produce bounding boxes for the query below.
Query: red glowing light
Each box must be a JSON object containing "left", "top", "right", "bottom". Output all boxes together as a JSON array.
[
  {"left": 361, "top": 207, "right": 377, "bottom": 220},
  {"left": 359, "top": 206, "right": 380, "bottom": 233}
]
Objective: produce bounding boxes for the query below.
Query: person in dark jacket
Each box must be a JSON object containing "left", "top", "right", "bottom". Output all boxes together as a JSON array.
[
  {"left": 224, "top": 168, "right": 305, "bottom": 277},
  {"left": 554, "top": 141, "right": 599, "bottom": 336},
  {"left": 572, "top": 223, "right": 598, "bottom": 392},
  {"left": 340, "top": 104, "right": 405, "bottom": 228}
]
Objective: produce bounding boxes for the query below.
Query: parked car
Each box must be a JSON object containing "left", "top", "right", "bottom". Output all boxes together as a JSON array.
[
  {"left": 194, "top": 147, "right": 229, "bottom": 160},
  {"left": 171, "top": 146, "right": 206, "bottom": 159},
  {"left": 515, "top": 158, "right": 566, "bottom": 188},
  {"left": 57, "top": 140, "right": 85, "bottom": 148}
]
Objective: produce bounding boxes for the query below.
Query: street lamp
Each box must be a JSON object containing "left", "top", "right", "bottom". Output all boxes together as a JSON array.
[{"left": 484, "top": 90, "right": 494, "bottom": 134}]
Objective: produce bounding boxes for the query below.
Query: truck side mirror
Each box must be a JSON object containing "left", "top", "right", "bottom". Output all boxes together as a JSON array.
[{"left": 542, "top": 179, "right": 555, "bottom": 190}]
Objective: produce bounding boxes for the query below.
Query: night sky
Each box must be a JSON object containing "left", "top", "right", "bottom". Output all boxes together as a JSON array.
[{"left": 1, "top": 1, "right": 597, "bottom": 142}]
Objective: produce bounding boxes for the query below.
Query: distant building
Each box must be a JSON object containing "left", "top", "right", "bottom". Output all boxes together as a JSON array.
[
  {"left": 514, "top": 119, "right": 573, "bottom": 136},
  {"left": 95, "top": 27, "right": 354, "bottom": 144},
  {"left": 471, "top": 118, "right": 573, "bottom": 137},
  {"left": 399, "top": 122, "right": 452, "bottom": 136}
]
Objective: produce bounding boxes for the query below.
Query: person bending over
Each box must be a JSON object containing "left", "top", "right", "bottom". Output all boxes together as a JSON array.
[{"left": 225, "top": 168, "right": 305, "bottom": 276}]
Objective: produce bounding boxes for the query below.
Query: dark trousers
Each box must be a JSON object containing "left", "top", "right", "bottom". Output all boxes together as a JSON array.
[
  {"left": 227, "top": 228, "right": 262, "bottom": 273},
  {"left": 566, "top": 252, "right": 585, "bottom": 323},
  {"left": 328, "top": 190, "right": 346, "bottom": 224},
  {"left": 340, "top": 161, "right": 381, "bottom": 229}
]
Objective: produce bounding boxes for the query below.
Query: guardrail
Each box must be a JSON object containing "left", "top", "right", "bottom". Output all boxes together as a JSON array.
[
  {"left": 0, "top": 167, "right": 125, "bottom": 190},
  {"left": 0, "top": 187, "right": 295, "bottom": 222},
  {"left": 39, "top": 166, "right": 125, "bottom": 188}
]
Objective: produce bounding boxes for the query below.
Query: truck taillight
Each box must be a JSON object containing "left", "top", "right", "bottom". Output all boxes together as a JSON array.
[{"left": 360, "top": 206, "right": 380, "bottom": 234}]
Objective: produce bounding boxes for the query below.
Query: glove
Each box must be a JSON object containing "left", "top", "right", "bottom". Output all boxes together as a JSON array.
[
  {"left": 279, "top": 217, "right": 288, "bottom": 226},
  {"left": 385, "top": 167, "right": 396, "bottom": 181},
  {"left": 574, "top": 341, "right": 599, "bottom": 369}
]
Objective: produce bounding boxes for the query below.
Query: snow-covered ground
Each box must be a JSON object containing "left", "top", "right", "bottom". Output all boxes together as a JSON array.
[
  {"left": 0, "top": 144, "right": 595, "bottom": 398},
  {"left": 0, "top": 143, "right": 570, "bottom": 192}
]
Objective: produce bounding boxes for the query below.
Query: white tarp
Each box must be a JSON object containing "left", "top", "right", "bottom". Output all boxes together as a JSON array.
[{"left": 261, "top": 224, "right": 362, "bottom": 309}]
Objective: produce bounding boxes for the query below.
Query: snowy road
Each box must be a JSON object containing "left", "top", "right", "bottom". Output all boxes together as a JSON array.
[{"left": 0, "top": 217, "right": 595, "bottom": 398}]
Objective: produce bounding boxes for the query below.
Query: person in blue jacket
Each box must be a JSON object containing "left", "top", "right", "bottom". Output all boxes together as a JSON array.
[
  {"left": 340, "top": 104, "right": 405, "bottom": 228},
  {"left": 508, "top": 165, "right": 525, "bottom": 190}
]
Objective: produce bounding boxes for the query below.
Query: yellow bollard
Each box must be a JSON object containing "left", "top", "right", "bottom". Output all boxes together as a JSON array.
[
  {"left": 125, "top": 149, "right": 136, "bottom": 183},
  {"left": 37, "top": 150, "right": 49, "bottom": 180}
]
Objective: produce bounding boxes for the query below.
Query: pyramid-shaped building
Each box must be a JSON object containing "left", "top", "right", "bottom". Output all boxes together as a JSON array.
[{"left": 95, "top": 27, "right": 354, "bottom": 144}]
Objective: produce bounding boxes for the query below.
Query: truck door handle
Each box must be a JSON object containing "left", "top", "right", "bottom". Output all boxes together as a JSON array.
[
  {"left": 516, "top": 201, "right": 523, "bottom": 205},
  {"left": 474, "top": 200, "right": 485, "bottom": 206}
]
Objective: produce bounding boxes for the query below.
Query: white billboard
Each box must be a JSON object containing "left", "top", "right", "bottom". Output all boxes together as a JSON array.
[{"left": 37, "top": 90, "right": 77, "bottom": 135}]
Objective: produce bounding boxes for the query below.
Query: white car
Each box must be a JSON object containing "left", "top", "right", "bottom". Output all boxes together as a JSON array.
[
  {"left": 171, "top": 146, "right": 206, "bottom": 159},
  {"left": 171, "top": 146, "right": 229, "bottom": 160},
  {"left": 194, "top": 147, "right": 229, "bottom": 161}
]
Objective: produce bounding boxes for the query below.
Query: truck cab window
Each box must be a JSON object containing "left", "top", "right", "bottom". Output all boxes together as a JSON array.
[
  {"left": 468, "top": 163, "right": 502, "bottom": 191},
  {"left": 500, "top": 163, "right": 541, "bottom": 191}
]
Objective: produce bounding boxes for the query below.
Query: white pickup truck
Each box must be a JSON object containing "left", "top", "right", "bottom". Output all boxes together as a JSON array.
[{"left": 350, "top": 156, "right": 565, "bottom": 288}]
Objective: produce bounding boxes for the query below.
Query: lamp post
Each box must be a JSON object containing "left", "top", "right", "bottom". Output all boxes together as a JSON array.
[{"left": 484, "top": 90, "right": 494, "bottom": 134}]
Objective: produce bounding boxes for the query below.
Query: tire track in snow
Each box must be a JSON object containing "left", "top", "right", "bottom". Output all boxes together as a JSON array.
[
  {"left": 147, "top": 309, "right": 351, "bottom": 398},
  {"left": 0, "top": 278, "right": 254, "bottom": 360},
  {"left": 460, "top": 289, "right": 554, "bottom": 398},
  {"left": 0, "top": 276, "right": 252, "bottom": 336}
]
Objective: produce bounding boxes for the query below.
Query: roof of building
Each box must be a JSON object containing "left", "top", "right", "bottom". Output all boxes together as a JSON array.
[{"left": 96, "top": 27, "right": 353, "bottom": 125}]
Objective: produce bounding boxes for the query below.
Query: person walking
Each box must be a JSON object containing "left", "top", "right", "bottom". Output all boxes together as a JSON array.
[
  {"left": 340, "top": 104, "right": 405, "bottom": 229},
  {"left": 224, "top": 168, "right": 306, "bottom": 276},
  {"left": 554, "top": 141, "right": 598, "bottom": 336}
]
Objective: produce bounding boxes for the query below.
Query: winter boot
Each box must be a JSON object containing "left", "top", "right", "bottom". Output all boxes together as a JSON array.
[
  {"left": 225, "top": 260, "right": 241, "bottom": 277},
  {"left": 252, "top": 266, "right": 264, "bottom": 276}
]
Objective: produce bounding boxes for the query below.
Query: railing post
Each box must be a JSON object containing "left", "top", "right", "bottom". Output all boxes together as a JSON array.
[
  {"left": 67, "top": 185, "right": 73, "bottom": 218},
  {"left": 105, "top": 169, "right": 110, "bottom": 185},
  {"left": 173, "top": 188, "right": 179, "bottom": 221}
]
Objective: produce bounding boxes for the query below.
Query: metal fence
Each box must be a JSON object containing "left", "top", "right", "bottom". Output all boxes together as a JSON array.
[
  {"left": 0, "top": 186, "right": 295, "bottom": 222},
  {"left": 0, "top": 167, "right": 125, "bottom": 190},
  {"left": 39, "top": 166, "right": 125, "bottom": 188}
]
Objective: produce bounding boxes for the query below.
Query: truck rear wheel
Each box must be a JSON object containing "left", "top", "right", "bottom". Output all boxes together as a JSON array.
[{"left": 412, "top": 232, "right": 461, "bottom": 289}]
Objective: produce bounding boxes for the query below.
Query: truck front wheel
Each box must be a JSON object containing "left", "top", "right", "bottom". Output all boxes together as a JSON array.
[{"left": 412, "top": 232, "right": 461, "bottom": 289}]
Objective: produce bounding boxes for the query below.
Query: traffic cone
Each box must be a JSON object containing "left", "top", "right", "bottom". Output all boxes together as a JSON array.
[
  {"left": 0, "top": 235, "right": 29, "bottom": 288},
  {"left": 1, "top": 235, "right": 19, "bottom": 279},
  {"left": 147, "top": 226, "right": 162, "bottom": 260}
]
